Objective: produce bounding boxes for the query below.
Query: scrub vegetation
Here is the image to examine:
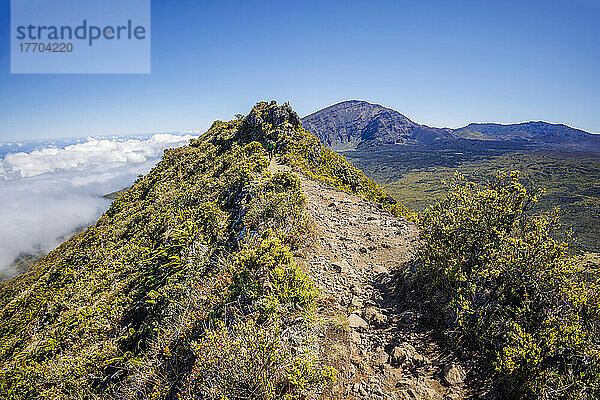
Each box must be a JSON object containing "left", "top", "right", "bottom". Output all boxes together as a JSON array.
[
  {"left": 346, "top": 147, "right": 600, "bottom": 252},
  {"left": 407, "top": 172, "right": 600, "bottom": 399},
  {"left": 0, "top": 102, "right": 400, "bottom": 399},
  {"left": 1, "top": 102, "right": 598, "bottom": 399}
]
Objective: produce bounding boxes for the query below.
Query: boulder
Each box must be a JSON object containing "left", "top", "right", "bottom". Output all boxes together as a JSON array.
[
  {"left": 349, "top": 330, "right": 361, "bottom": 344},
  {"left": 443, "top": 363, "right": 466, "bottom": 386},
  {"left": 373, "top": 347, "right": 389, "bottom": 366},
  {"left": 390, "top": 343, "right": 429, "bottom": 368},
  {"left": 364, "top": 307, "right": 388, "bottom": 327},
  {"left": 348, "top": 313, "right": 369, "bottom": 330},
  {"left": 350, "top": 296, "right": 364, "bottom": 309}
]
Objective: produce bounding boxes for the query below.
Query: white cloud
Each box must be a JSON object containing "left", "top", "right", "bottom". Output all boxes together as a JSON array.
[
  {"left": 0, "top": 134, "right": 194, "bottom": 180},
  {"left": 0, "top": 133, "right": 196, "bottom": 279}
]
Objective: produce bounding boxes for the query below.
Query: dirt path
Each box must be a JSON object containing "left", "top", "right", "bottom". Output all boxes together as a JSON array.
[{"left": 270, "top": 159, "right": 468, "bottom": 400}]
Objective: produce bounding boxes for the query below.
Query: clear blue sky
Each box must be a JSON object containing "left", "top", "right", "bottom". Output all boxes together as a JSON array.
[{"left": 1, "top": 0, "right": 599, "bottom": 140}]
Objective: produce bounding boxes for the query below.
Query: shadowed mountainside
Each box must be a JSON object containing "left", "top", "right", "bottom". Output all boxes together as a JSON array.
[
  {"left": 301, "top": 100, "right": 450, "bottom": 149},
  {"left": 453, "top": 121, "right": 600, "bottom": 150}
]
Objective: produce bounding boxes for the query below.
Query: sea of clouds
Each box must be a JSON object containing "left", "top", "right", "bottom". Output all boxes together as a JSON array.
[{"left": 0, "top": 133, "right": 196, "bottom": 279}]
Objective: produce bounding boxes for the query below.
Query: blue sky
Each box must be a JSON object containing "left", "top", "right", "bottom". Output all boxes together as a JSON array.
[{"left": 1, "top": 0, "right": 599, "bottom": 140}]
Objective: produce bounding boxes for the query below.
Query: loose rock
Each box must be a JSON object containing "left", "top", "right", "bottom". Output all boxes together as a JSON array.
[
  {"left": 348, "top": 313, "right": 369, "bottom": 330},
  {"left": 331, "top": 259, "right": 351, "bottom": 273},
  {"left": 390, "top": 343, "right": 429, "bottom": 369},
  {"left": 364, "top": 307, "right": 388, "bottom": 327},
  {"left": 350, "top": 296, "right": 364, "bottom": 309},
  {"left": 443, "top": 363, "right": 466, "bottom": 386}
]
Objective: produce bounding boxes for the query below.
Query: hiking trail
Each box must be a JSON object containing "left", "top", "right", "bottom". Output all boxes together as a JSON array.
[{"left": 270, "top": 158, "right": 469, "bottom": 400}]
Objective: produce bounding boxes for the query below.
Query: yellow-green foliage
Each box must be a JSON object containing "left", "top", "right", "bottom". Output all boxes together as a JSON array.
[
  {"left": 230, "top": 232, "right": 316, "bottom": 322},
  {"left": 380, "top": 151, "right": 600, "bottom": 252},
  {"left": 285, "top": 135, "right": 413, "bottom": 219},
  {"left": 242, "top": 170, "right": 312, "bottom": 249},
  {"left": 414, "top": 171, "right": 600, "bottom": 398},
  {"left": 184, "top": 319, "right": 335, "bottom": 400},
  {"left": 0, "top": 102, "right": 346, "bottom": 400}
]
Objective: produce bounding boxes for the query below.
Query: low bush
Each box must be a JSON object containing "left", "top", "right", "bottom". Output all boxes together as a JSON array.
[
  {"left": 411, "top": 172, "right": 600, "bottom": 398},
  {"left": 230, "top": 232, "right": 317, "bottom": 322},
  {"left": 184, "top": 319, "right": 336, "bottom": 400}
]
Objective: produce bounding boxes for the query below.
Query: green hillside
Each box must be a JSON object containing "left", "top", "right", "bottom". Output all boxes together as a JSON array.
[{"left": 0, "top": 102, "right": 401, "bottom": 400}]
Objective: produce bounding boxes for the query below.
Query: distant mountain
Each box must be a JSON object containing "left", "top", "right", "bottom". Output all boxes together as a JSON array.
[
  {"left": 303, "top": 100, "right": 600, "bottom": 151},
  {"left": 301, "top": 100, "right": 450, "bottom": 149},
  {"left": 453, "top": 122, "right": 600, "bottom": 150}
]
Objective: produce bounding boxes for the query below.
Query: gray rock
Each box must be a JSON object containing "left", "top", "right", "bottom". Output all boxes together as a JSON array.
[
  {"left": 350, "top": 330, "right": 361, "bottom": 344},
  {"left": 373, "top": 264, "right": 388, "bottom": 274},
  {"left": 350, "top": 296, "right": 364, "bottom": 309},
  {"left": 373, "top": 348, "right": 389, "bottom": 366},
  {"left": 364, "top": 307, "right": 388, "bottom": 327},
  {"left": 443, "top": 363, "right": 466, "bottom": 386},
  {"left": 331, "top": 259, "right": 351, "bottom": 273},
  {"left": 331, "top": 260, "right": 350, "bottom": 273},
  {"left": 348, "top": 313, "right": 369, "bottom": 330},
  {"left": 390, "top": 343, "right": 429, "bottom": 368}
]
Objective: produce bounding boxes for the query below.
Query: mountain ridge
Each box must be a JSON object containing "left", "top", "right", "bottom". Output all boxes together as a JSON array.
[
  {"left": 0, "top": 101, "right": 414, "bottom": 400},
  {"left": 1, "top": 101, "right": 598, "bottom": 399},
  {"left": 302, "top": 100, "right": 600, "bottom": 151}
]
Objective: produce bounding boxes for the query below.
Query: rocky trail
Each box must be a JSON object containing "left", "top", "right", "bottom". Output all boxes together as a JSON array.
[{"left": 270, "top": 159, "right": 469, "bottom": 400}]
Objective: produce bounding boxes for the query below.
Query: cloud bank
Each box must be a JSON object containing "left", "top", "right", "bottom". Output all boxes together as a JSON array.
[{"left": 0, "top": 133, "right": 196, "bottom": 279}]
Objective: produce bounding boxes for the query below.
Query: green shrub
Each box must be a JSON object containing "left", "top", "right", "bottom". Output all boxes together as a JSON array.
[
  {"left": 282, "top": 131, "right": 413, "bottom": 220},
  {"left": 242, "top": 171, "right": 312, "bottom": 249},
  {"left": 229, "top": 232, "right": 316, "bottom": 322},
  {"left": 185, "top": 319, "right": 336, "bottom": 400},
  {"left": 412, "top": 171, "right": 600, "bottom": 398}
]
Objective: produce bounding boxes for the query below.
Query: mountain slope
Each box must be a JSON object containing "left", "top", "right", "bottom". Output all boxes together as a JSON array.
[
  {"left": 0, "top": 102, "right": 412, "bottom": 400},
  {"left": 301, "top": 100, "right": 449, "bottom": 149}
]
